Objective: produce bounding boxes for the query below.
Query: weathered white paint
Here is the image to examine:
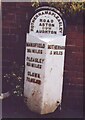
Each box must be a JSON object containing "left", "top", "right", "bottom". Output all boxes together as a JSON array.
[
  {"left": 24, "top": 33, "right": 66, "bottom": 114},
  {"left": 24, "top": 6, "right": 66, "bottom": 114}
]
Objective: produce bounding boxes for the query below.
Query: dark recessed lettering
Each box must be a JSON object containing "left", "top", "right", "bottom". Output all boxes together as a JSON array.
[
  {"left": 53, "top": 51, "right": 63, "bottom": 55},
  {"left": 38, "top": 13, "right": 41, "bottom": 16},
  {"left": 31, "top": 26, "right": 34, "bottom": 28},
  {"left": 59, "top": 28, "right": 63, "bottom": 33},
  {"left": 56, "top": 16, "right": 59, "bottom": 19},
  {"left": 36, "top": 80, "right": 41, "bottom": 85},
  {"left": 27, "top": 62, "right": 42, "bottom": 69},
  {"left": 51, "top": 19, "right": 53, "bottom": 23},
  {"left": 27, "top": 49, "right": 31, "bottom": 53},
  {"left": 43, "top": 19, "right": 46, "bottom": 22},
  {"left": 31, "top": 29, "right": 33, "bottom": 31},
  {"left": 48, "top": 45, "right": 65, "bottom": 50},
  {"left": 42, "top": 12, "right": 45, "bottom": 15},
  {"left": 26, "top": 77, "right": 41, "bottom": 85},
  {"left": 27, "top": 71, "right": 41, "bottom": 79},
  {"left": 54, "top": 31, "right": 57, "bottom": 34},
  {"left": 50, "top": 31, "right": 53, "bottom": 34},
  {"left": 47, "top": 19, "right": 50, "bottom": 22},
  {"left": 32, "top": 19, "right": 34, "bottom": 23},
  {"left": 36, "top": 30, "right": 38, "bottom": 33},
  {"left": 45, "top": 11, "right": 48, "bottom": 14},
  {"left": 58, "top": 19, "right": 61, "bottom": 22},
  {"left": 52, "top": 24, "right": 54, "bottom": 27},
  {"left": 26, "top": 42, "right": 45, "bottom": 48},
  {"left": 49, "top": 12, "right": 51, "bottom": 15},
  {"left": 39, "top": 23, "right": 42, "bottom": 26},
  {"left": 40, "top": 19, "right": 42, "bottom": 22}
]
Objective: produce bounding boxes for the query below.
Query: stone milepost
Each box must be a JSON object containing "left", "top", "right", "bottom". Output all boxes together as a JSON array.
[{"left": 24, "top": 6, "right": 66, "bottom": 114}]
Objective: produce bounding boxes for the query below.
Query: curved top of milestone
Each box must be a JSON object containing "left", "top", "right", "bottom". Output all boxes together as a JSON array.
[{"left": 29, "top": 6, "right": 66, "bottom": 37}]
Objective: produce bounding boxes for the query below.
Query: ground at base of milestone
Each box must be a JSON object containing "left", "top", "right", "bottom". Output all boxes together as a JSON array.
[{"left": 2, "top": 95, "right": 83, "bottom": 118}]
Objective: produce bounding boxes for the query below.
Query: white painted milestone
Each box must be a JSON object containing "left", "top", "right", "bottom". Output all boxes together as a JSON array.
[{"left": 24, "top": 6, "right": 66, "bottom": 114}]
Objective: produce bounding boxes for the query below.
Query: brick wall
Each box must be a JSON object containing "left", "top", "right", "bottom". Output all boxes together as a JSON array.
[
  {"left": 2, "top": 2, "right": 84, "bottom": 111},
  {"left": 63, "top": 25, "right": 83, "bottom": 110}
]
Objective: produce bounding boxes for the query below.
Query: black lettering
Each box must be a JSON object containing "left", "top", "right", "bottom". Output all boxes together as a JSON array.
[
  {"left": 35, "top": 14, "right": 39, "bottom": 18},
  {"left": 42, "top": 12, "right": 45, "bottom": 15},
  {"left": 51, "top": 19, "right": 53, "bottom": 23},
  {"left": 52, "top": 13, "right": 56, "bottom": 17},
  {"left": 54, "top": 31, "right": 57, "bottom": 34},
  {"left": 39, "top": 23, "right": 42, "bottom": 26},
  {"left": 45, "top": 11, "right": 48, "bottom": 14},
  {"left": 40, "top": 19, "right": 42, "bottom": 22},
  {"left": 57, "top": 19, "right": 61, "bottom": 22},
  {"left": 43, "top": 19, "right": 46, "bottom": 22},
  {"left": 56, "top": 16, "right": 59, "bottom": 19},
  {"left": 52, "top": 24, "right": 54, "bottom": 27},
  {"left": 38, "top": 13, "right": 41, "bottom": 16},
  {"left": 50, "top": 51, "right": 52, "bottom": 55},
  {"left": 26, "top": 77, "right": 41, "bottom": 85},
  {"left": 31, "top": 26, "right": 34, "bottom": 28},
  {"left": 31, "top": 29, "right": 33, "bottom": 31},
  {"left": 32, "top": 19, "right": 34, "bottom": 23},
  {"left": 48, "top": 12, "right": 51, "bottom": 15},
  {"left": 27, "top": 49, "right": 31, "bottom": 53},
  {"left": 47, "top": 19, "right": 50, "bottom": 22},
  {"left": 36, "top": 30, "right": 38, "bottom": 33},
  {"left": 51, "top": 31, "right": 54, "bottom": 34},
  {"left": 53, "top": 51, "right": 63, "bottom": 55},
  {"left": 49, "top": 24, "right": 51, "bottom": 27},
  {"left": 36, "top": 80, "right": 41, "bottom": 85},
  {"left": 26, "top": 77, "right": 31, "bottom": 81},
  {"left": 59, "top": 27, "right": 63, "bottom": 33}
]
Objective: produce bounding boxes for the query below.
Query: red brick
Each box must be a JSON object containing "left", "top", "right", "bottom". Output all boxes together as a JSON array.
[
  {"left": 2, "top": 28, "right": 10, "bottom": 34},
  {"left": 9, "top": 28, "right": 18, "bottom": 34},
  {"left": 64, "top": 76, "right": 83, "bottom": 85},
  {"left": 66, "top": 37, "right": 76, "bottom": 45},
  {"left": 3, "top": 21, "right": 17, "bottom": 29},
  {"left": 65, "top": 50, "right": 83, "bottom": 59},
  {"left": 2, "top": 2, "right": 17, "bottom": 9},
  {"left": 2, "top": 34, "right": 17, "bottom": 42},
  {"left": 3, "top": 40, "right": 17, "bottom": 48},
  {"left": 63, "top": 83, "right": 83, "bottom": 90},
  {"left": 64, "top": 64, "right": 83, "bottom": 72},
  {"left": 65, "top": 56, "right": 83, "bottom": 67},
  {"left": 66, "top": 45, "right": 83, "bottom": 53},
  {"left": 15, "top": 10, "right": 26, "bottom": 15},
  {"left": 65, "top": 52, "right": 83, "bottom": 69},
  {"left": 66, "top": 27, "right": 83, "bottom": 47},
  {"left": 3, "top": 49, "right": 16, "bottom": 60},
  {"left": 67, "top": 37, "right": 83, "bottom": 46},
  {"left": 2, "top": 13, "right": 16, "bottom": 20},
  {"left": 65, "top": 90, "right": 83, "bottom": 97},
  {"left": 16, "top": 2, "right": 32, "bottom": 7},
  {"left": 63, "top": 95, "right": 83, "bottom": 109},
  {"left": 64, "top": 70, "right": 83, "bottom": 79}
]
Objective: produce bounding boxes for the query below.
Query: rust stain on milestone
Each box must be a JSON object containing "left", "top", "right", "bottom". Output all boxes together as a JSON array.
[
  {"left": 26, "top": 89, "right": 43, "bottom": 113},
  {"left": 32, "top": 92, "right": 35, "bottom": 96},
  {"left": 41, "top": 102, "right": 58, "bottom": 114}
]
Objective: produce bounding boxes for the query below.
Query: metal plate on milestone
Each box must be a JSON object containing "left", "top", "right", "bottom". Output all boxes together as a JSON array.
[{"left": 29, "top": 7, "right": 64, "bottom": 37}]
